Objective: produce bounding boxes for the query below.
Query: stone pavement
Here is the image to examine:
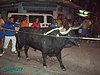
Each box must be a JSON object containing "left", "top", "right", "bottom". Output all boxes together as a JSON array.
[{"left": 0, "top": 42, "right": 100, "bottom": 75}]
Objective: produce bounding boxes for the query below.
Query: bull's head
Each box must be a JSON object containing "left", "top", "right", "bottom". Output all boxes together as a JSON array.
[
  {"left": 44, "top": 25, "right": 82, "bottom": 47},
  {"left": 60, "top": 26, "right": 81, "bottom": 47},
  {"left": 44, "top": 24, "right": 82, "bottom": 36}
]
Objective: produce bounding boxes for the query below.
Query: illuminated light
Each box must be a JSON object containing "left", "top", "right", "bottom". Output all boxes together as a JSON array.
[
  {"left": 78, "top": 9, "right": 89, "bottom": 17},
  {"left": 84, "top": 11, "right": 89, "bottom": 15},
  {"left": 79, "top": 10, "right": 89, "bottom": 14},
  {"left": 56, "top": 24, "right": 57, "bottom": 26},
  {"left": 77, "top": 13, "right": 89, "bottom": 17},
  {"left": 79, "top": 10, "right": 84, "bottom": 13}
]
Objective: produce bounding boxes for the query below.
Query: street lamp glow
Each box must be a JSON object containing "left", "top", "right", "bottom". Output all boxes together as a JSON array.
[
  {"left": 77, "top": 13, "right": 89, "bottom": 17},
  {"left": 78, "top": 9, "right": 89, "bottom": 17},
  {"left": 84, "top": 11, "right": 89, "bottom": 15},
  {"left": 79, "top": 10, "right": 84, "bottom": 13}
]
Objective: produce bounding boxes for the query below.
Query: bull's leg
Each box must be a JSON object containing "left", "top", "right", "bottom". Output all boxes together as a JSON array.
[
  {"left": 56, "top": 52, "right": 66, "bottom": 71},
  {"left": 42, "top": 53, "right": 47, "bottom": 68},
  {"left": 34, "top": 49, "right": 37, "bottom": 51},
  {"left": 24, "top": 45, "right": 29, "bottom": 59},
  {"left": 17, "top": 44, "right": 24, "bottom": 59},
  {"left": 16, "top": 47, "right": 20, "bottom": 58}
]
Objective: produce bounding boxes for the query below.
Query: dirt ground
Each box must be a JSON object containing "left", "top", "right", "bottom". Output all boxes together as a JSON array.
[{"left": 0, "top": 41, "right": 100, "bottom": 75}]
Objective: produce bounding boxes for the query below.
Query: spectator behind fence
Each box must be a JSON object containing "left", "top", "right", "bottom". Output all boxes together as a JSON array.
[
  {"left": 15, "top": 18, "right": 21, "bottom": 32},
  {"left": 78, "top": 18, "right": 83, "bottom": 36},
  {"left": 16, "top": 18, "right": 21, "bottom": 25},
  {"left": 21, "top": 16, "right": 29, "bottom": 28},
  {"left": 0, "top": 16, "right": 5, "bottom": 56},
  {"left": 56, "top": 16, "right": 62, "bottom": 27},
  {"left": 62, "top": 16, "right": 68, "bottom": 28},
  {"left": 31, "top": 18, "right": 40, "bottom": 28},
  {"left": 81, "top": 18, "right": 92, "bottom": 37},
  {"left": 2, "top": 17, "right": 19, "bottom": 55},
  {"left": 51, "top": 19, "right": 58, "bottom": 28},
  {"left": 67, "top": 19, "right": 73, "bottom": 27}
]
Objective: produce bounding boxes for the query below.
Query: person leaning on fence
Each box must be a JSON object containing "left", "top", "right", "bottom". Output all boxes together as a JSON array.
[
  {"left": 1, "top": 17, "right": 19, "bottom": 56},
  {"left": 21, "top": 16, "right": 29, "bottom": 28},
  {"left": 31, "top": 18, "right": 40, "bottom": 28},
  {"left": 0, "top": 16, "right": 5, "bottom": 56},
  {"left": 81, "top": 18, "right": 92, "bottom": 37},
  {"left": 56, "top": 16, "right": 62, "bottom": 27},
  {"left": 51, "top": 19, "right": 58, "bottom": 28},
  {"left": 15, "top": 18, "right": 21, "bottom": 33}
]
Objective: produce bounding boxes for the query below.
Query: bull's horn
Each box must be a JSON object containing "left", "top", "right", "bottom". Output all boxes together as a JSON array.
[
  {"left": 71, "top": 24, "right": 82, "bottom": 30},
  {"left": 44, "top": 27, "right": 63, "bottom": 35},
  {"left": 60, "top": 24, "right": 82, "bottom": 35}
]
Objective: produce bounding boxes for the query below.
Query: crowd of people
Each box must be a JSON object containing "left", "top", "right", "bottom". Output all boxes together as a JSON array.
[
  {"left": 0, "top": 14, "right": 97, "bottom": 56},
  {"left": 0, "top": 16, "right": 19, "bottom": 56},
  {"left": 0, "top": 15, "right": 43, "bottom": 56},
  {"left": 51, "top": 16, "right": 92, "bottom": 37}
]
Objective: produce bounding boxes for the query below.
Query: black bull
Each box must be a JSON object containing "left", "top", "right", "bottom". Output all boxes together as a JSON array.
[{"left": 16, "top": 27, "right": 80, "bottom": 70}]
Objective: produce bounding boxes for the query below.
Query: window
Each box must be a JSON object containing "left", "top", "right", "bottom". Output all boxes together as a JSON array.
[
  {"left": 11, "top": 15, "right": 27, "bottom": 22},
  {"left": 47, "top": 16, "right": 53, "bottom": 23},
  {"left": 29, "top": 15, "right": 44, "bottom": 23}
]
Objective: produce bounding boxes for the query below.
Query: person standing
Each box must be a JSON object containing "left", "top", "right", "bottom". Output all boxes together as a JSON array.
[
  {"left": 0, "top": 16, "right": 5, "bottom": 56},
  {"left": 2, "top": 17, "right": 19, "bottom": 54},
  {"left": 31, "top": 18, "right": 40, "bottom": 28},
  {"left": 62, "top": 16, "right": 67, "bottom": 28},
  {"left": 56, "top": 16, "right": 62, "bottom": 27},
  {"left": 15, "top": 18, "right": 21, "bottom": 33},
  {"left": 81, "top": 18, "right": 92, "bottom": 37},
  {"left": 21, "top": 16, "right": 29, "bottom": 28},
  {"left": 51, "top": 19, "right": 58, "bottom": 28}
]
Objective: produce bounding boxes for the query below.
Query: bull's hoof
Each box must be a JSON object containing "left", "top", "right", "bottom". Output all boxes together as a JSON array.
[
  {"left": 18, "top": 57, "right": 20, "bottom": 60},
  {"left": 61, "top": 66, "right": 66, "bottom": 71},
  {"left": 34, "top": 49, "right": 37, "bottom": 51},
  {"left": 78, "top": 44, "right": 81, "bottom": 48},
  {"left": 3, "top": 51, "right": 6, "bottom": 54},
  {"left": 62, "top": 68, "right": 66, "bottom": 71},
  {"left": 43, "top": 66, "right": 47, "bottom": 69},
  {"left": 0, "top": 54, "right": 3, "bottom": 57},
  {"left": 26, "top": 58, "right": 30, "bottom": 61}
]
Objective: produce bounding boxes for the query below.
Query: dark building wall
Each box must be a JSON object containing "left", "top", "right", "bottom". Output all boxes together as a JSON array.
[{"left": 0, "top": 0, "right": 63, "bottom": 5}]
